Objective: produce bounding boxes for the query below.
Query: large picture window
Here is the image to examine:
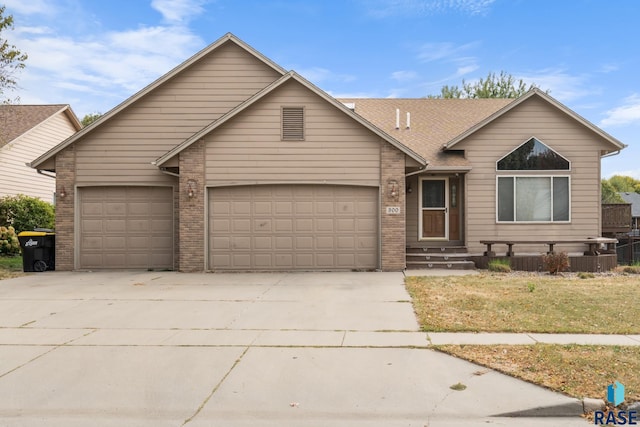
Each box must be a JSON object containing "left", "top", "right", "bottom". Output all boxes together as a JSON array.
[{"left": 497, "top": 176, "right": 570, "bottom": 222}]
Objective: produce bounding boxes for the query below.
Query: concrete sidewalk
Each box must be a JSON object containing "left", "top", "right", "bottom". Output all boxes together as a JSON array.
[{"left": 0, "top": 271, "right": 602, "bottom": 426}]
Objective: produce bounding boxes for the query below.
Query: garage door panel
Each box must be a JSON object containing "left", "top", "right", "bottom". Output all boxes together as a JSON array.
[
  {"left": 209, "top": 185, "right": 378, "bottom": 270},
  {"left": 82, "top": 219, "right": 103, "bottom": 233},
  {"left": 79, "top": 187, "right": 173, "bottom": 269},
  {"left": 105, "top": 203, "right": 126, "bottom": 216},
  {"left": 358, "top": 218, "right": 377, "bottom": 232},
  {"left": 254, "top": 219, "right": 272, "bottom": 232},
  {"left": 315, "top": 219, "right": 334, "bottom": 232},
  {"left": 295, "top": 202, "right": 313, "bottom": 215},
  {"left": 275, "top": 219, "right": 292, "bottom": 232},
  {"left": 212, "top": 219, "right": 230, "bottom": 233},
  {"left": 151, "top": 219, "right": 172, "bottom": 232}
]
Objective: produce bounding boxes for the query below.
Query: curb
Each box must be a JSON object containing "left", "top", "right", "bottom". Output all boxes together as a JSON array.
[
  {"left": 582, "top": 398, "right": 606, "bottom": 413},
  {"left": 582, "top": 399, "right": 640, "bottom": 414}
]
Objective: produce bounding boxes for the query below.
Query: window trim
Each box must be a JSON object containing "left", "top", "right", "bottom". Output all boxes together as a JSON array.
[
  {"left": 281, "top": 106, "right": 305, "bottom": 141},
  {"left": 495, "top": 136, "right": 571, "bottom": 172},
  {"left": 495, "top": 175, "right": 571, "bottom": 224}
]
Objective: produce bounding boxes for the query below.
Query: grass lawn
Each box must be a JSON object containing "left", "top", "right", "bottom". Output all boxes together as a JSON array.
[
  {"left": 405, "top": 273, "right": 640, "bottom": 334},
  {"left": 0, "top": 255, "right": 24, "bottom": 280},
  {"left": 406, "top": 272, "right": 640, "bottom": 401}
]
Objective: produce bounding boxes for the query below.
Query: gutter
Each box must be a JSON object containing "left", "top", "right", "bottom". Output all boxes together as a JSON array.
[
  {"left": 602, "top": 150, "right": 621, "bottom": 159},
  {"left": 36, "top": 169, "right": 56, "bottom": 179},
  {"left": 405, "top": 165, "right": 428, "bottom": 177}
]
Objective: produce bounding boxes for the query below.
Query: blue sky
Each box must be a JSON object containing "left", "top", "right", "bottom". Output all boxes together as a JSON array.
[{"left": 4, "top": 0, "right": 640, "bottom": 178}]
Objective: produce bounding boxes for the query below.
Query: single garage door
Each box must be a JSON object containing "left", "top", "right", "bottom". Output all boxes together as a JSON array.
[
  {"left": 209, "top": 185, "right": 378, "bottom": 271},
  {"left": 79, "top": 186, "right": 174, "bottom": 269}
]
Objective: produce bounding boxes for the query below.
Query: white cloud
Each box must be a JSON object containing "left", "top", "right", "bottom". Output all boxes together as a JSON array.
[
  {"left": 2, "top": 0, "right": 55, "bottom": 15},
  {"left": 296, "top": 67, "right": 356, "bottom": 84},
  {"left": 5, "top": 2, "right": 206, "bottom": 116},
  {"left": 151, "top": 0, "right": 208, "bottom": 24},
  {"left": 600, "top": 95, "right": 640, "bottom": 127},
  {"left": 365, "top": 0, "right": 496, "bottom": 18},
  {"left": 516, "top": 69, "right": 595, "bottom": 102},
  {"left": 391, "top": 70, "right": 418, "bottom": 82}
]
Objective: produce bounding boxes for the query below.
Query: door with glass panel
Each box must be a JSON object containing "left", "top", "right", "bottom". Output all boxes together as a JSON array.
[{"left": 420, "top": 178, "right": 448, "bottom": 239}]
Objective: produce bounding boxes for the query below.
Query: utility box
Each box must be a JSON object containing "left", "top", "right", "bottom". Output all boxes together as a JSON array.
[{"left": 17, "top": 229, "right": 55, "bottom": 272}]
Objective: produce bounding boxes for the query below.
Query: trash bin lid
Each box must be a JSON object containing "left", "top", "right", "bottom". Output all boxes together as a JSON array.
[{"left": 18, "top": 231, "right": 53, "bottom": 236}]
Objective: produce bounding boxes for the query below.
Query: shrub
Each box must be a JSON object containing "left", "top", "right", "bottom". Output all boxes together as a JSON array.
[
  {"left": 488, "top": 258, "right": 511, "bottom": 273},
  {"left": 0, "top": 194, "right": 54, "bottom": 233},
  {"left": 542, "top": 252, "right": 569, "bottom": 275},
  {"left": 577, "top": 272, "right": 595, "bottom": 279},
  {"left": 621, "top": 265, "right": 640, "bottom": 275},
  {"left": 0, "top": 226, "right": 20, "bottom": 256}
]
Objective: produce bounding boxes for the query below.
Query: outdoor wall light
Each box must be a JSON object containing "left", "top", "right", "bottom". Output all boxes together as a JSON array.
[
  {"left": 407, "top": 183, "right": 413, "bottom": 194},
  {"left": 388, "top": 180, "right": 399, "bottom": 200},
  {"left": 187, "top": 181, "right": 195, "bottom": 198},
  {"left": 59, "top": 186, "right": 67, "bottom": 198}
]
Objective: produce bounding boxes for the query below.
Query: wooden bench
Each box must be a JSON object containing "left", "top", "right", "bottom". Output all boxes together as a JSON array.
[{"left": 479, "top": 238, "right": 618, "bottom": 257}]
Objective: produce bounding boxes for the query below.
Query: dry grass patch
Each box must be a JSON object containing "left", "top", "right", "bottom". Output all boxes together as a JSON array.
[
  {"left": 405, "top": 273, "right": 640, "bottom": 334},
  {"left": 436, "top": 344, "right": 640, "bottom": 402}
]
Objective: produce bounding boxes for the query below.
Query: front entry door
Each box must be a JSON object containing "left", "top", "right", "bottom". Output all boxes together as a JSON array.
[{"left": 420, "top": 178, "right": 448, "bottom": 239}]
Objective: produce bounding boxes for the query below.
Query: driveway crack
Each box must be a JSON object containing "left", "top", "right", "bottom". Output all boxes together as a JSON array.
[{"left": 182, "top": 346, "right": 250, "bottom": 425}]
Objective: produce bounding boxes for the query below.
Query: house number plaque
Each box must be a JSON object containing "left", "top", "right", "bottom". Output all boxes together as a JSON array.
[{"left": 386, "top": 206, "right": 401, "bottom": 215}]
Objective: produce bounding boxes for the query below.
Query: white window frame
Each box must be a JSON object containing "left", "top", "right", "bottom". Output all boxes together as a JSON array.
[
  {"left": 495, "top": 136, "right": 571, "bottom": 172},
  {"left": 496, "top": 175, "right": 571, "bottom": 223}
]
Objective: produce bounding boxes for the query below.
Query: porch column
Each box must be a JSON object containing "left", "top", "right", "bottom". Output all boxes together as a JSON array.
[
  {"left": 178, "top": 139, "right": 205, "bottom": 272},
  {"left": 380, "top": 142, "right": 406, "bottom": 271}
]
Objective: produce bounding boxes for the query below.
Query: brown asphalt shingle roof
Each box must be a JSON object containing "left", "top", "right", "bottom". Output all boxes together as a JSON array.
[
  {"left": 338, "top": 98, "right": 513, "bottom": 168},
  {"left": 0, "top": 104, "right": 68, "bottom": 148}
]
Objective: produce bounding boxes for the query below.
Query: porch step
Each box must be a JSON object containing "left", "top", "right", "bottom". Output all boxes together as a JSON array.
[
  {"left": 406, "top": 246, "right": 469, "bottom": 254},
  {"left": 405, "top": 260, "right": 476, "bottom": 270},
  {"left": 406, "top": 246, "right": 475, "bottom": 270}
]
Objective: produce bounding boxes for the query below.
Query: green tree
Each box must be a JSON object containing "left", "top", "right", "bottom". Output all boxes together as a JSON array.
[
  {"left": 81, "top": 112, "right": 102, "bottom": 127},
  {"left": 601, "top": 179, "right": 626, "bottom": 203},
  {"left": 0, "top": 6, "right": 28, "bottom": 104},
  {"left": 428, "top": 71, "right": 543, "bottom": 99},
  {"left": 607, "top": 175, "right": 640, "bottom": 193}
]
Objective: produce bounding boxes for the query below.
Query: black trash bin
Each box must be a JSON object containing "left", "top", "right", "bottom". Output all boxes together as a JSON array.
[{"left": 18, "top": 229, "right": 55, "bottom": 272}]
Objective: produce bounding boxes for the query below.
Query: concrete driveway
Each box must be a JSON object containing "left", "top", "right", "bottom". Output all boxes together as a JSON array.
[{"left": 0, "top": 271, "right": 586, "bottom": 426}]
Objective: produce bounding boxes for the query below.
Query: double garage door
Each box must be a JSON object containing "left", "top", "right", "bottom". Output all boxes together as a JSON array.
[
  {"left": 79, "top": 187, "right": 174, "bottom": 269},
  {"left": 209, "top": 185, "right": 379, "bottom": 270}
]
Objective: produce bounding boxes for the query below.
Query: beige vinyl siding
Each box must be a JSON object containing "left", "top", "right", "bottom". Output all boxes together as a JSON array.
[
  {"left": 205, "top": 80, "right": 382, "bottom": 185},
  {"left": 0, "top": 112, "right": 77, "bottom": 201},
  {"left": 74, "top": 41, "right": 282, "bottom": 184},
  {"left": 453, "top": 96, "right": 606, "bottom": 254}
]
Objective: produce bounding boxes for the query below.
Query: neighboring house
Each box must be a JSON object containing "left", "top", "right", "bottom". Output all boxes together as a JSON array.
[
  {"left": 29, "top": 33, "right": 626, "bottom": 272},
  {"left": 619, "top": 192, "right": 640, "bottom": 232},
  {"left": 0, "top": 104, "right": 81, "bottom": 202}
]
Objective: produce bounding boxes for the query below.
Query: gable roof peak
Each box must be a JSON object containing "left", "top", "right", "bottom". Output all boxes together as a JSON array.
[{"left": 30, "top": 32, "right": 287, "bottom": 170}]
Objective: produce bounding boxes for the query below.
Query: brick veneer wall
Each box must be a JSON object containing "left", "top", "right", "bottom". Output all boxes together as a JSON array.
[
  {"left": 54, "top": 146, "right": 76, "bottom": 271},
  {"left": 178, "top": 139, "right": 205, "bottom": 272},
  {"left": 380, "top": 141, "right": 406, "bottom": 271}
]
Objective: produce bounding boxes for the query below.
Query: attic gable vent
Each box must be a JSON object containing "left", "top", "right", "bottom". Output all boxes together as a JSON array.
[{"left": 282, "top": 107, "right": 304, "bottom": 141}]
